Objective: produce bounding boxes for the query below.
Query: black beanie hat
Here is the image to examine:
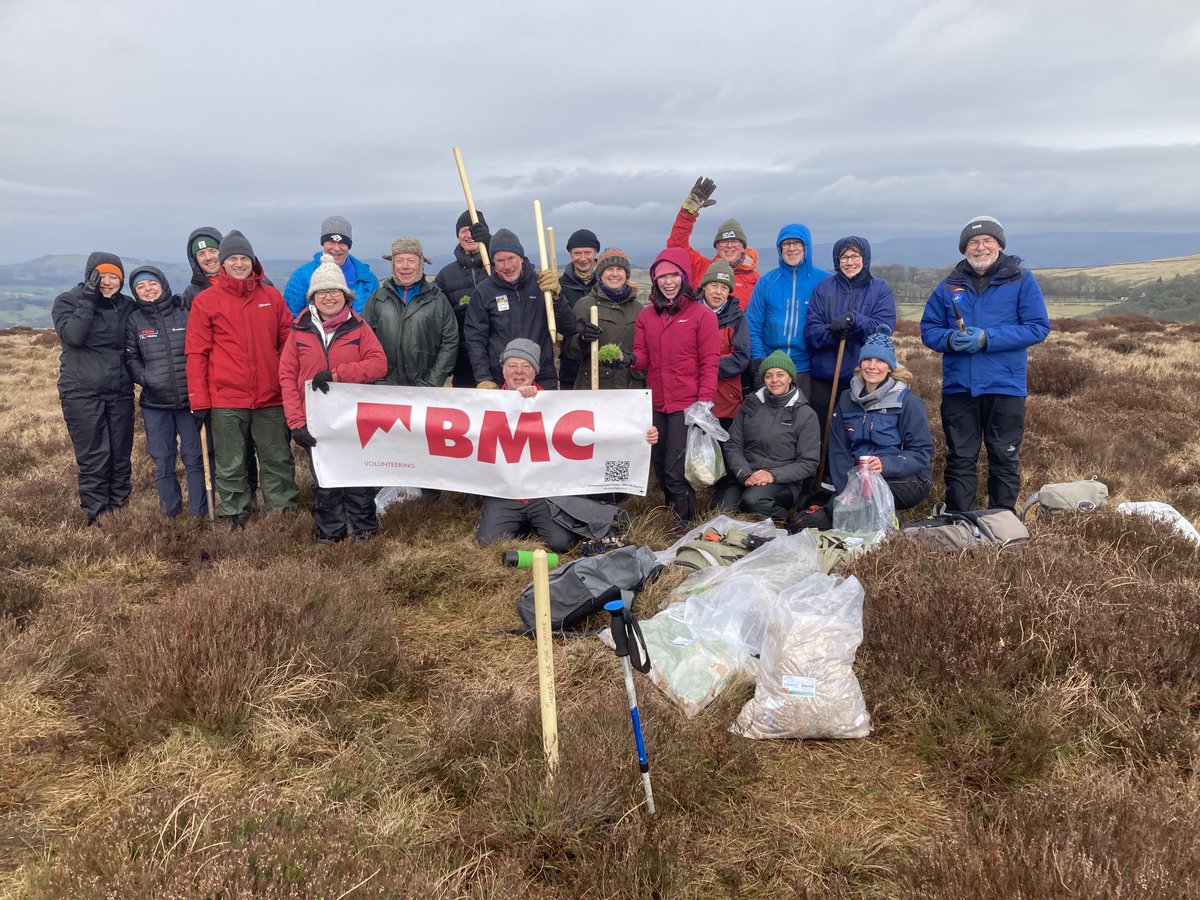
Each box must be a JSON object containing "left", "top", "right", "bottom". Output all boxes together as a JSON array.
[
  {"left": 218, "top": 230, "right": 255, "bottom": 264},
  {"left": 456, "top": 209, "right": 487, "bottom": 232},
  {"left": 566, "top": 228, "right": 600, "bottom": 252}
]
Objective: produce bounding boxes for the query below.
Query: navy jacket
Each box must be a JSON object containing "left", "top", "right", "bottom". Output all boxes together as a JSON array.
[
  {"left": 828, "top": 375, "right": 933, "bottom": 493},
  {"left": 125, "top": 266, "right": 190, "bottom": 409}
]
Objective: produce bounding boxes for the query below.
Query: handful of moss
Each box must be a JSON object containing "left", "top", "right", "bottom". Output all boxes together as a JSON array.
[{"left": 598, "top": 343, "right": 623, "bottom": 364}]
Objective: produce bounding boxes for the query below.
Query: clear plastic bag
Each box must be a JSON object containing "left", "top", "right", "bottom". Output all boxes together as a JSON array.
[
  {"left": 683, "top": 402, "right": 729, "bottom": 489},
  {"left": 375, "top": 486, "right": 423, "bottom": 513},
  {"left": 831, "top": 461, "right": 896, "bottom": 534}
]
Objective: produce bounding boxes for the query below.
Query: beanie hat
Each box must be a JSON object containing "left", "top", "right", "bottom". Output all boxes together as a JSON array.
[
  {"left": 859, "top": 325, "right": 897, "bottom": 369},
  {"left": 130, "top": 270, "right": 160, "bottom": 289},
  {"left": 190, "top": 235, "right": 220, "bottom": 258},
  {"left": 320, "top": 215, "right": 353, "bottom": 248},
  {"left": 94, "top": 262, "right": 123, "bottom": 279},
  {"left": 959, "top": 216, "right": 1006, "bottom": 254},
  {"left": 700, "top": 259, "right": 735, "bottom": 291},
  {"left": 384, "top": 237, "right": 432, "bottom": 264},
  {"left": 307, "top": 253, "right": 352, "bottom": 299},
  {"left": 595, "top": 247, "right": 631, "bottom": 277},
  {"left": 566, "top": 228, "right": 600, "bottom": 252},
  {"left": 456, "top": 209, "right": 486, "bottom": 232},
  {"left": 218, "top": 230, "right": 255, "bottom": 264},
  {"left": 712, "top": 218, "right": 748, "bottom": 248},
  {"left": 489, "top": 228, "right": 525, "bottom": 258},
  {"left": 759, "top": 350, "right": 797, "bottom": 383},
  {"left": 500, "top": 338, "right": 541, "bottom": 373}
]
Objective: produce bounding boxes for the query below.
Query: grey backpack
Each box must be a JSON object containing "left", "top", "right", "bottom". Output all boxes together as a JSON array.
[
  {"left": 1020, "top": 477, "right": 1109, "bottom": 521},
  {"left": 902, "top": 506, "right": 1030, "bottom": 551}
]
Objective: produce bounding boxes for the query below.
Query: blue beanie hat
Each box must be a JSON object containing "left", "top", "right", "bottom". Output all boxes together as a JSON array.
[{"left": 860, "top": 325, "right": 897, "bottom": 369}]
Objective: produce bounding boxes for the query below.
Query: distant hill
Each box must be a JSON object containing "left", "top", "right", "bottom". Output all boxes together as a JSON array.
[{"left": 1034, "top": 254, "right": 1200, "bottom": 286}]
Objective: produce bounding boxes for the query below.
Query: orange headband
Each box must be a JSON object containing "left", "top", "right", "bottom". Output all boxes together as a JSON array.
[{"left": 94, "top": 263, "right": 123, "bottom": 278}]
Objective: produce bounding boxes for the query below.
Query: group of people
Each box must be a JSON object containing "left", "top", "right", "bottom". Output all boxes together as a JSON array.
[{"left": 52, "top": 177, "right": 1051, "bottom": 550}]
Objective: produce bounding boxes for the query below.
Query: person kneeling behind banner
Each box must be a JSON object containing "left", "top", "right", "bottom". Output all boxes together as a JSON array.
[{"left": 476, "top": 339, "right": 658, "bottom": 551}]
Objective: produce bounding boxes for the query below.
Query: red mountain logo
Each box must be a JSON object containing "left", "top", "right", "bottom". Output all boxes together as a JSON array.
[{"left": 356, "top": 402, "right": 412, "bottom": 448}]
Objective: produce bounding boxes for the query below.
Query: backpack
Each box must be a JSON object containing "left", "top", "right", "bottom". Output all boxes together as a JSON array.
[
  {"left": 901, "top": 506, "right": 1030, "bottom": 551},
  {"left": 673, "top": 528, "right": 772, "bottom": 573},
  {"left": 516, "top": 545, "right": 663, "bottom": 634},
  {"left": 1020, "top": 478, "right": 1109, "bottom": 521}
]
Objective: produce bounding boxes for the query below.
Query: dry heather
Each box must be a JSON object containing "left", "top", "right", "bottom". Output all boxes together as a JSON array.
[{"left": 1, "top": 321, "right": 1198, "bottom": 899}]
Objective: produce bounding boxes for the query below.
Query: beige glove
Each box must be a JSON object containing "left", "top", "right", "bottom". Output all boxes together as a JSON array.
[
  {"left": 477, "top": 380, "right": 499, "bottom": 390},
  {"left": 681, "top": 176, "right": 717, "bottom": 215},
  {"left": 537, "top": 268, "right": 561, "bottom": 295}
]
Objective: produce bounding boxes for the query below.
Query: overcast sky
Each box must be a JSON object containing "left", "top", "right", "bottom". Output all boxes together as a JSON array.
[{"left": 2, "top": 0, "right": 1198, "bottom": 268}]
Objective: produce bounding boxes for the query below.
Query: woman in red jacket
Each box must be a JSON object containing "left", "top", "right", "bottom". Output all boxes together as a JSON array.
[
  {"left": 620, "top": 247, "right": 719, "bottom": 525},
  {"left": 279, "top": 255, "right": 387, "bottom": 542}
]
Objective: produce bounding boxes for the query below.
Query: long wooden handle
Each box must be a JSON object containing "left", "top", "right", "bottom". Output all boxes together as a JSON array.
[
  {"left": 815, "top": 338, "right": 846, "bottom": 488},
  {"left": 452, "top": 146, "right": 491, "bottom": 275},
  {"left": 532, "top": 200, "right": 558, "bottom": 343},
  {"left": 199, "top": 422, "right": 216, "bottom": 521},
  {"left": 532, "top": 549, "right": 559, "bottom": 775},
  {"left": 546, "top": 226, "right": 558, "bottom": 277},
  {"left": 589, "top": 306, "right": 599, "bottom": 390}
]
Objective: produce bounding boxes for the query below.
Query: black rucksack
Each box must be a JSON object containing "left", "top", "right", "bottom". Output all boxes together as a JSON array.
[{"left": 515, "top": 545, "right": 663, "bottom": 634}]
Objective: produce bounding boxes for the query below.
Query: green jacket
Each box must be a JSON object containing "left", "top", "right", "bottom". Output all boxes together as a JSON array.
[
  {"left": 566, "top": 284, "right": 646, "bottom": 390},
  {"left": 362, "top": 277, "right": 459, "bottom": 387}
]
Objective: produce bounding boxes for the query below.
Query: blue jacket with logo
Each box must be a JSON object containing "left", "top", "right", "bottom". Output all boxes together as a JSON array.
[
  {"left": 828, "top": 375, "right": 933, "bottom": 494},
  {"left": 745, "top": 223, "right": 830, "bottom": 373},
  {"left": 920, "top": 254, "right": 1050, "bottom": 397},
  {"left": 284, "top": 252, "right": 380, "bottom": 316}
]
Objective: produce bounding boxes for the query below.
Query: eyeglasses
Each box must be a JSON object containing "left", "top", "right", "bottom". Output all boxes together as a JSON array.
[
  {"left": 840, "top": 253, "right": 863, "bottom": 262},
  {"left": 966, "top": 237, "right": 999, "bottom": 250},
  {"left": 780, "top": 240, "right": 804, "bottom": 250},
  {"left": 314, "top": 289, "right": 344, "bottom": 299}
]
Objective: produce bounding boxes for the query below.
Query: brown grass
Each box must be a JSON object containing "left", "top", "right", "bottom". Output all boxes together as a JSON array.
[{"left": 2, "top": 323, "right": 1199, "bottom": 898}]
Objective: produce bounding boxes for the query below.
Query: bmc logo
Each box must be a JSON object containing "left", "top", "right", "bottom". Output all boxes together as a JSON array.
[{"left": 356, "top": 402, "right": 595, "bottom": 463}]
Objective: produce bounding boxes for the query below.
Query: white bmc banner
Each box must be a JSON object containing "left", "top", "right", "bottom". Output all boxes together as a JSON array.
[{"left": 307, "top": 383, "right": 653, "bottom": 500}]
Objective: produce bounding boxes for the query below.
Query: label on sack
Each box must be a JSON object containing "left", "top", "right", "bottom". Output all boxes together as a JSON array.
[
  {"left": 781, "top": 675, "right": 817, "bottom": 698},
  {"left": 669, "top": 636, "right": 694, "bottom": 647}
]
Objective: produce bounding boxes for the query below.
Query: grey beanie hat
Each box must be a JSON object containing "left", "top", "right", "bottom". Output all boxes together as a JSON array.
[
  {"left": 959, "top": 216, "right": 1006, "bottom": 254},
  {"left": 321, "top": 215, "right": 353, "bottom": 248},
  {"left": 489, "top": 228, "right": 525, "bottom": 258},
  {"left": 218, "top": 229, "right": 255, "bottom": 264},
  {"left": 500, "top": 338, "right": 541, "bottom": 373},
  {"left": 383, "top": 237, "right": 432, "bottom": 265}
]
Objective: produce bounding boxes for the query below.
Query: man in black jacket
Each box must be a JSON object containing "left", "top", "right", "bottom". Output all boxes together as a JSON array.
[{"left": 435, "top": 210, "right": 492, "bottom": 387}]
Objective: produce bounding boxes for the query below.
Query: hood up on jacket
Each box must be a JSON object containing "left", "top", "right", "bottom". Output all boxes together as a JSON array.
[
  {"left": 775, "top": 224, "right": 816, "bottom": 275},
  {"left": 126, "top": 265, "right": 173, "bottom": 302},
  {"left": 185, "top": 226, "right": 223, "bottom": 281},
  {"left": 832, "top": 235, "right": 872, "bottom": 287},
  {"left": 84, "top": 251, "right": 126, "bottom": 291},
  {"left": 649, "top": 246, "right": 694, "bottom": 286}
]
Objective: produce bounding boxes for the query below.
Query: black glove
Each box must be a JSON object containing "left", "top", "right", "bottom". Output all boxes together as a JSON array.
[
  {"left": 579, "top": 322, "right": 603, "bottom": 344},
  {"left": 469, "top": 221, "right": 491, "bottom": 247},
  {"left": 311, "top": 370, "right": 333, "bottom": 393},
  {"left": 291, "top": 426, "right": 317, "bottom": 448},
  {"left": 829, "top": 312, "right": 854, "bottom": 338},
  {"left": 192, "top": 408, "right": 210, "bottom": 427},
  {"left": 81, "top": 271, "right": 101, "bottom": 302},
  {"left": 607, "top": 350, "right": 636, "bottom": 369}
]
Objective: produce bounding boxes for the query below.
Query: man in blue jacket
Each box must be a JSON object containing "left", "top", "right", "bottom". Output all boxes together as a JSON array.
[
  {"left": 921, "top": 216, "right": 1050, "bottom": 512},
  {"left": 284, "top": 215, "right": 379, "bottom": 315}
]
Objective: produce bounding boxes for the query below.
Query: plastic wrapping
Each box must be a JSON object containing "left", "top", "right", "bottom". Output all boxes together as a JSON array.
[
  {"left": 375, "top": 486, "right": 423, "bottom": 513},
  {"left": 683, "top": 401, "right": 729, "bottom": 488},
  {"left": 732, "top": 572, "right": 872, "bottom": 740},
  {"left": 656, "top": 514, "right": 783, "bottom": 566},
  {"left": 831, "top": 462, "right": 896, "bottom": 534},
  {"left": 1116, "top": 501, "right": 1200, "bottom": 546}
]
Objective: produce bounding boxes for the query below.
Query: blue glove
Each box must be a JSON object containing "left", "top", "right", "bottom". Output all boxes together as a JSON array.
[{"left": 949, "top": 327, "right": 985, "bottom": 353}]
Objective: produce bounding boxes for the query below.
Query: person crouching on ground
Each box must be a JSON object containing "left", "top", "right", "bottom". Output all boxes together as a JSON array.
[
  {"left": 792, "top": 327, "right": 933, "bottom": 531},
  {"left": 715, "top": 351, "right": 820, "bottom": 522},
  {"left": 279, "top": 254, "right": 387, "bottom": 543},
  {"left": 475, "top": 339, "right": 659, "bottom": 550}
]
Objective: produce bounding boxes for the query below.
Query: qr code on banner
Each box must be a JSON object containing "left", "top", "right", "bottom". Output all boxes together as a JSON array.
[{"left": 604, "top": 459, "right": 631, "bottom": 483}]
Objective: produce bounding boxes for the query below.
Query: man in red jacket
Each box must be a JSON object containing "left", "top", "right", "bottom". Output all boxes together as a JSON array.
[
  {"left": 666, "top": 176, "right": 760, "bottom": 310},
  {"left": 186, "top": 230, "right": 299, "bottom": 527}
]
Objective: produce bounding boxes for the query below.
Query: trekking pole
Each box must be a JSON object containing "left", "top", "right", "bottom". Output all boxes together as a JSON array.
[
  {"left": 532, "top": 549, "right": 560, "bottom": 775},
  {"left": 532, "top": 200, "right": 558, "bottom": 344},
  {"left": 814, "top": 336, "right": 846, "bottom": 489},
  {"left": 589, "top": 307, "right": 600, "bottom": 390},
  {"left": 451, "top": 147, "right": 491, "bottom": 276},
  {"left": 199, "top": 422, "right": 216, "bottom": 522},
  {"left": 546, "top": 226, "right": 559, "bottom": 277},
  {"left": 604, "top": 599, "right": 655, "bottom": 815}
]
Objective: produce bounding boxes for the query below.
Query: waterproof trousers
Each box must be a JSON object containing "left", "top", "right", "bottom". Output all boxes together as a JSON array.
[
  {"left": 807, "top": 376, "right": 852, "bottom": 441},
  {"left": 475, "top": 497, "right": 578, "bottom": 552},
  {"left": 651, "top": 410, "right": 695, "bottom": 524},
  {"left": 210, "top": 406, "right": 298, "bottom": 522},
  {"left": 941, "top": 393, "right": 1025, "bottom": 512},
  {"left": 142, "top": 407, "right": 207, "bottom": 517},
  {"left": 712, "top": 478, "right": 804, "bottom": 521},
  {"left": 61, "top": 394, "right": 134, "bottom": 523},
  {"left": 304, "top": 449, "right": 378, "bottom": 541}
]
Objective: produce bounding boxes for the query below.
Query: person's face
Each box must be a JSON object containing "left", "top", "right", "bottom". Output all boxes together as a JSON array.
[
  {"left": 503, "top": 358, "right": 537, "bottom": 389},
  {"left": 392, "top": 253, "right": 423, "bottom": 287},
  {"left": 838, "top": 248, "right": 864, "bottom": 279},
  {"left": 763, "top": 368, "right": 793, "bottom": 396},
  {"left": 860, "top": 357, "right": 891, "bottom": 388},
  {"left": 600, "top": 266, "right": 628, "bottom": 290},
  {"left": 223, "top": 254, "right": 253, "bottom": 280},
  {"left": 655, "top": 270, "right": 683, "bottom": 301},
  {"left": 322, "top": 239, "right": 350, "bottom": 266},
  {"left": 457, "top": 225, "right": 478, "bottom": 253},
  {"left": 195, "top": 247, "right": 220, "bottom": 275},
  {"left": 493, "top": 251, "right": 523, "bottom": 282},
  {"left": 715, "top": 238, "right": 744, "bottom": 264},
  {"left": 312, "top": 288, "right": 347, "bottom": 320},
  {"left": 703, "top": 281, "right": 730, "bottom": 309},
  {"left": 780, "top": 238, "right": 805, "bottom": 267},
  {"left": 98, "top": 272, "right": 122, "bottom": 298},
  {"left": 965, "top": 235, "right": 1000, "bottom": 272},
  {"left": 133, "top": 279, "right": 163, "bottom": 302},
  {"left": 570, "top": 247, "right": 597, "bottom": 274}
]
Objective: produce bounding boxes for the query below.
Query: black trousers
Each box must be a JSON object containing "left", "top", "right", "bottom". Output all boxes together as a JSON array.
[
  {"left": 652, "top": 410, "right": 695, "bottom": 523},
  {"left": 61, "top": 394, "right": 134, "bottom": 522},
  {"left": 713, "top": 478, "right": 804, "bottom": 521},
  {"left": 807, "top": 376, "right": 851, "bottom": 441},
  {"left": 941, "top": 393, "right": 1025, "bottom": 512},
  {"left": 305, "top": 450, "right": 378, "bottom": 540},
  {"left": 475, "top": 497, "right": 578, "bottom": 552}
]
